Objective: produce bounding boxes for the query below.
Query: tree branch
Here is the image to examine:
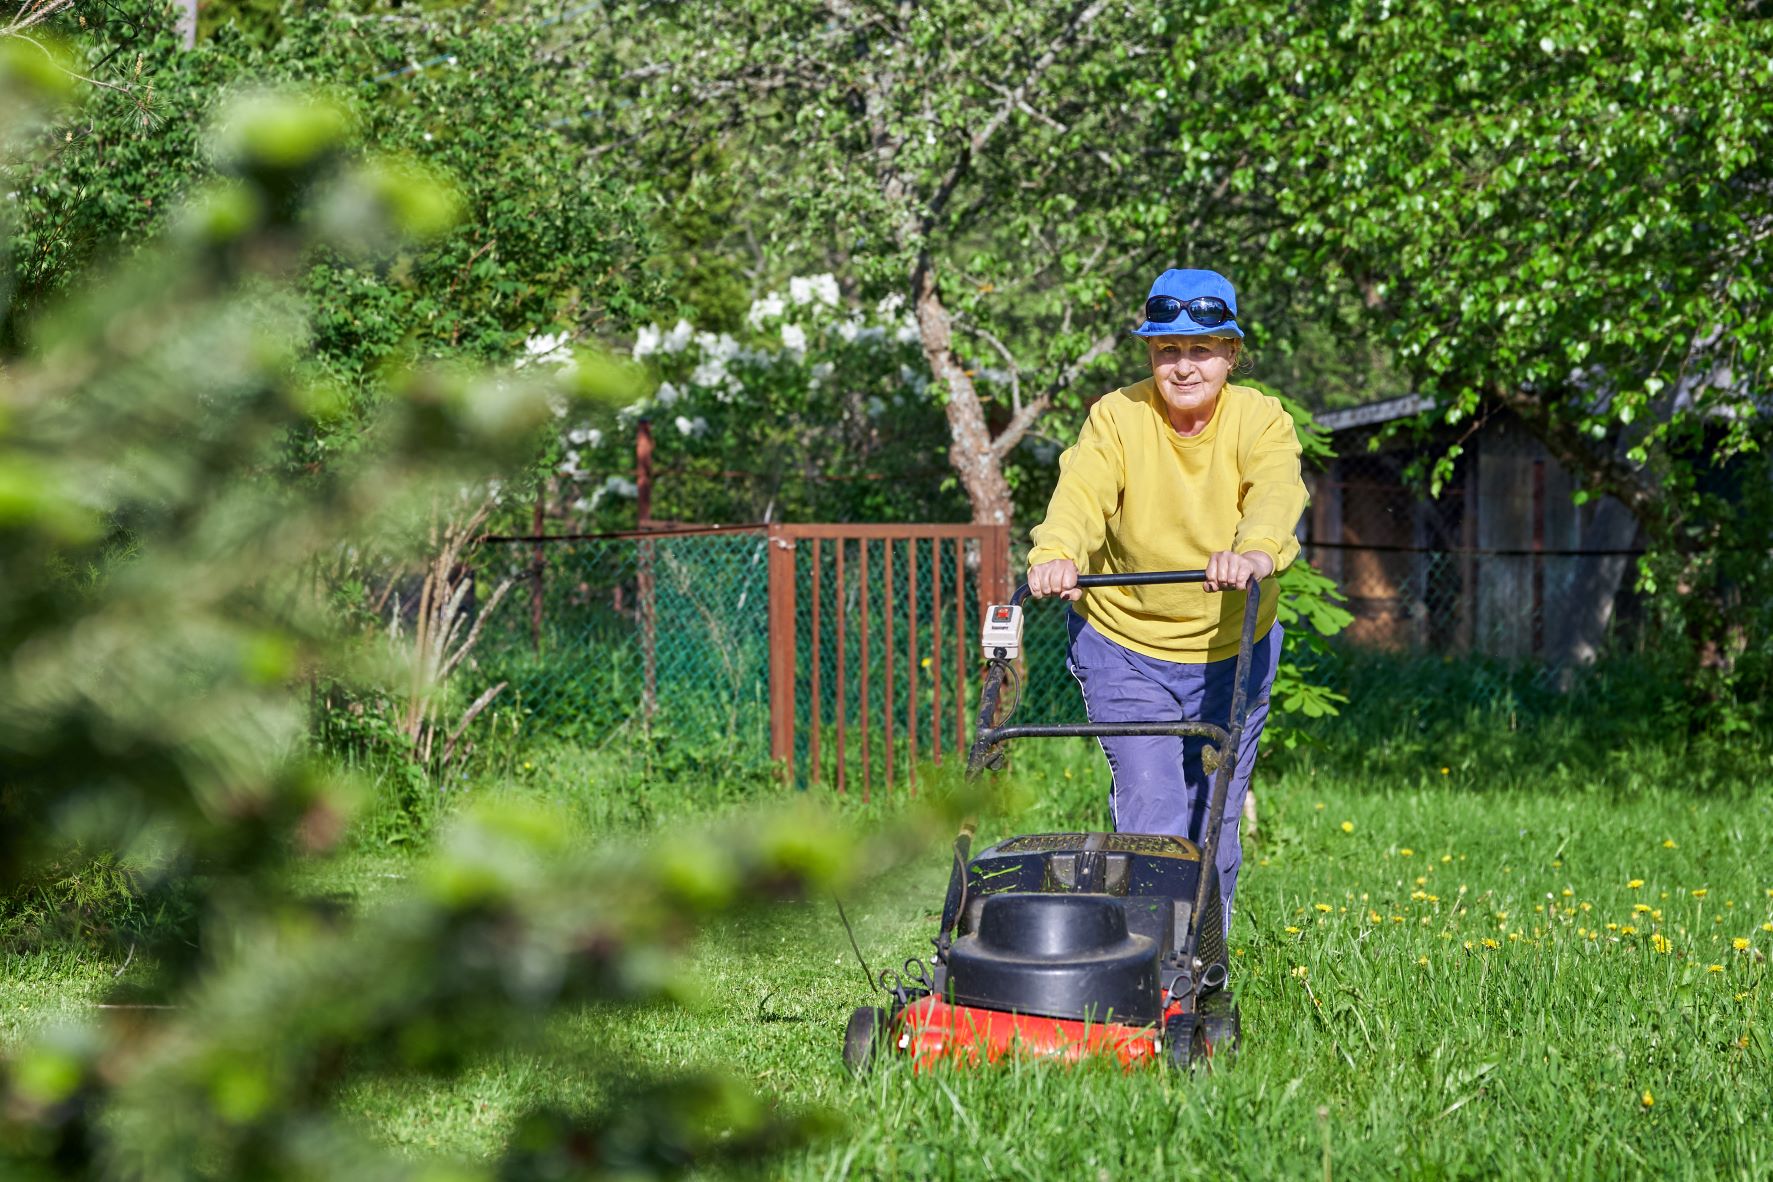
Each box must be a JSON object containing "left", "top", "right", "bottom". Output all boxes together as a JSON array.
[
  {"left": 953, "top": 316, "right": 1022, "bottom": 414},
  {"left": 990, "top": 328, "right": 1122, "bottom": 459},
  {"left": 920, "top": 0, "right": 1108, "bottom": 233}
]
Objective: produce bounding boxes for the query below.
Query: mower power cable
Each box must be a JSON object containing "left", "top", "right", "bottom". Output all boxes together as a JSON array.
[{"left": 832, "top": 894, "right": 876, "bottom": 996}]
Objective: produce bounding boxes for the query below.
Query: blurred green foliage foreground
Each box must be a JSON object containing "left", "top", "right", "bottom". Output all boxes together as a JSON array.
[{"left": 0, "top": 53, "right": 901, "bottom": 1180}]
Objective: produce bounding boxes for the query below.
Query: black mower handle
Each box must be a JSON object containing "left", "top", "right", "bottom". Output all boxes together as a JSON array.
[{"left": 1010, "top": 569, "right": 1207, "bottom": 607}]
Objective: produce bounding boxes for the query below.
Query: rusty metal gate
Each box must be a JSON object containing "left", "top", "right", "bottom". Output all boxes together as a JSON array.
[{"left": 767, "top": 523, "right": 1012, "bottom": 794}]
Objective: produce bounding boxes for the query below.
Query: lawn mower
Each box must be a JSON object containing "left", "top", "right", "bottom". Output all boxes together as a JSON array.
[{"left": 842, "top": 570, "right": 1261, "bottom": 1072}]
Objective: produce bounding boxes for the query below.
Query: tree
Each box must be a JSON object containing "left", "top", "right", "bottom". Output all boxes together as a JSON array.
[
  {"left": 0, "top": 66, "right": 866, "bottom": 1179},
  {"left": 6, "top": 0, "right": 661, "bottom": 403},
  {"left": 1201, "top": 0, "right": 1773, "bottom": 674},
  {"left": 572, "top": 0, "right": 1280, "bottom": 525}
]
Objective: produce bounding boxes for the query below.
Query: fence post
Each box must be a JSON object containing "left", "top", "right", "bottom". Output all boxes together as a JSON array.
[
  {"left": 767, "top": 523, "right": 797, "bottom": 776},
  {"left": 636, "top": 421, "right": 658, "bottom": 723},
  {"left": 529, "top": 492, "right": 545, "bottom": 653},
  {"left": 979, "top": 523, "right": 1011, "bottom": 615}
]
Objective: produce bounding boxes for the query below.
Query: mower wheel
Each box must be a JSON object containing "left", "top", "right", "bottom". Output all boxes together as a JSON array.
[
  {"left": 843, "top": 1006, "right": 888, "bottom": 1075},
  {"left": 1194, "top": 999, "right": 1241, "bottom": 1066},
  {"left": 1164, "top": 1012, "right": 1198, "bottom": 1072}
]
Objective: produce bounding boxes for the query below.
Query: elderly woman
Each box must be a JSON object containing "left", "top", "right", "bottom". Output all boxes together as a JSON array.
[{"left": 1025, "top": 267, "right": 1307, "bottom": 928}]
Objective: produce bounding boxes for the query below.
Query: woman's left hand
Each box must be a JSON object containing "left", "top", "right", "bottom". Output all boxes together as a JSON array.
[{"left": 1203, "top": 549, "right": 1275, "bottom": 592}]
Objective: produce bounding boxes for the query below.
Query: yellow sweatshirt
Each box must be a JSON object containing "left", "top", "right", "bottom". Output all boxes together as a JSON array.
[{"left": 1026, "top": 378, "right": 1307, "bottom": 663}]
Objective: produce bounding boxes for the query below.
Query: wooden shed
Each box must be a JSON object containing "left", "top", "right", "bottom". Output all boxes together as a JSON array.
[{"left": 1303, "top": 395, "right": 1640, "bottom": 658}]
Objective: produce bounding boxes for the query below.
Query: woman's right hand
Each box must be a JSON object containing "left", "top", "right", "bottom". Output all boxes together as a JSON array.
[{"left": 1027, "top": 558, "right": 1082, "bottom": 602}]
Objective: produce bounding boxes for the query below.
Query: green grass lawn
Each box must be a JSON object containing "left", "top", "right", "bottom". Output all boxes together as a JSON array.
[
  {"left": 331, "top": 734, "right": 1773, "bottom": 1178},
  {"left": 6, "top": 703, "right": 1772, "bottom": 1180}
]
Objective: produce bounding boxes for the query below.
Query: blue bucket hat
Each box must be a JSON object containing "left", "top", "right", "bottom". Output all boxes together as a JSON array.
[{"left": 1130, "top": 268, "right": 1245, "bottom": 339}]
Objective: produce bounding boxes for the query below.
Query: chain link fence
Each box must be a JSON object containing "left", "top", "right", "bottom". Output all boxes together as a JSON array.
[
  {"left": 467, "top": 528, "right": 775, "bottom": 768},
  {"left": 459, "top": 421, "right": 1651, "bottom": 776}
]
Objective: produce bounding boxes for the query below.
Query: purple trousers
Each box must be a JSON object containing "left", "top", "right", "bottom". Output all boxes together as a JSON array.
[{"left": 1066, "top": 611, "right": 1281, "bottom": 929}]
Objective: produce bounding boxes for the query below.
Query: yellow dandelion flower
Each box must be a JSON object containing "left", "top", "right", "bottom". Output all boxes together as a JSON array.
[
  {"left": 1495, "top": 911, "right": 1509, "bottom": 921},
  {"left": 1651, "top": 934, "right": 1671, "bottom": 954},
  {"left": 1411, "top": 890, "right": 1429, "bottom": 902},
  {"left": 1509, "top": 932, "right": 1523, "bottom": 942},
  {"left": 1707, "top": 964, "right": 1724, "bottom": 973},
  {"left": 1400, "top": 848, "right": 1415, "bottom": 857},
  {"left": 1368, "top": 910, "right": 1383, "bottom": 924},
  {"left": 1620, "top": 925, "right": 1638, "bottom": 936},
  {"left": 1481, "top": 937, "right": 1500, "bottom": 949},
  {"left": 1633, "top": 903, "right": 1652, "bottom": 914},
  {"left": 1586, "top": 931, "right": 1599, "bottom": 941},
  {"left": 1285, "top": 925, "right": 1301, "bottom": 934},
  {"left": 1440, "top": 767, "right": 1450, "bottom": 775},
  {"left": 1391, "top": 915, "right": 1405, "bottom": 923},
  {"left": 1580, "top": 902, "right": 1593, "bottom": 912},
  {"left": 1314, "top": 802, "right": 1325, "bottom": 811},
  {"left": 1340, "top": 820, "right": 1354, "bottom": 833},
  {"left": 920, "top": 656, "right": 931, "bottom": 669},
  {"left": 1415, "top": 875, "right": 1429, "bottom": 886},
  {"left": 1693, "top": 888, "right": 1709, "bottom": 898},
  {"left": 1762, "top": 923, "right": 1773, "bottom": 933},
  {"left": 1628, "top": 879, "right": 1644, "bottom": 889},
  {"left": 1652, "top": 910, "right": 1662, "bottom": 921},
  {"left": 1314, "top": 902, "right": 1333, "bottom": 913},
  {"left": 1463, "top": 940, "right": 1474, "bottom": 951},
  {"left": 1641, "top": 1090, "right": 1653, "bottom": 1108},
  {"left": 1417, "top": 956, "right": 1429, "bottom": 966},
  {"left": 1606, "top": 922, "right": 1620, "bottom": 931},
  {"left": 1663, "top": 839, "right": 1677, "bottom": 849},
  {"left": 1291, "top": 965, "right": 1309, "bottom": 978},
  {"left": 1562, "top": 888, "right": 1574, "bottom": 897},
  {"left": 1737, "top": 992, "right": 1751, "bottom": 1001},
  {"left": 1733, "top": 938, "right": 1750, "bottom": 951}
]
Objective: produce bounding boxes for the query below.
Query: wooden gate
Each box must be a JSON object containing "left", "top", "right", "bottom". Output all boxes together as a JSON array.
[{"left": 767, "top": 523, "right": 1012, "bottom": 793}]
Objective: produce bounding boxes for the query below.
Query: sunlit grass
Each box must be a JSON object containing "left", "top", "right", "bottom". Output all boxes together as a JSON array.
[
  {"left": 6, "top": 719, "right": 1771, "bottom": 1179},
  {"left": 312, "top": 728, "right": 1773, "bottom": 1179}
]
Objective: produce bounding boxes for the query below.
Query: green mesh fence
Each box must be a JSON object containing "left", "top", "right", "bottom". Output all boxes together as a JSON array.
[
  {"left": 469, "top": 530, "right": 774, "bottom": 769},
  {"left": 1016, "top": 603, "right": 1087, "bottom": 725},
  {"left": 465, "top": 528, "right": 1090, "bottom": 783}
]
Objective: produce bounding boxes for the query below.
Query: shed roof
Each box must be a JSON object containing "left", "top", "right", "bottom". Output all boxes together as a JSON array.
[{"left": 1315, "top": 393, "right": 1437, "bottom": 434}]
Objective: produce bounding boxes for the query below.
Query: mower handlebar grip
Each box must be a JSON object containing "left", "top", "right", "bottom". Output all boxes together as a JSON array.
[{"left": 1011, "top": 569, "right": 1229, "bottom": 607}]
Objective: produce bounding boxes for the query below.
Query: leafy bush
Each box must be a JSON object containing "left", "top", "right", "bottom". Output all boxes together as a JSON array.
[{"left": 0, "top": 61, "right": 867, "bottom": 1179}]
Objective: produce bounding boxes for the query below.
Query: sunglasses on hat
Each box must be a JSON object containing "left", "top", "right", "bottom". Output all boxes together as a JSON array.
[{"left": 1144, "top": 295, "right": 1238, "bottom": 329}]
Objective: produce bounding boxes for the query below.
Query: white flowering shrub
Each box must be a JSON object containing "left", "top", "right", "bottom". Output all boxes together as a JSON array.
[{"left": 543, "top": 275, "right": 981, "bottom": 527}]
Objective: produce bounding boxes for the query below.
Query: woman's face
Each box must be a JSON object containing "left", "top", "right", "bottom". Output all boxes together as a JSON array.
[{"left": 1146, "top": 335, "right": 1238, "bottom": 426}]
